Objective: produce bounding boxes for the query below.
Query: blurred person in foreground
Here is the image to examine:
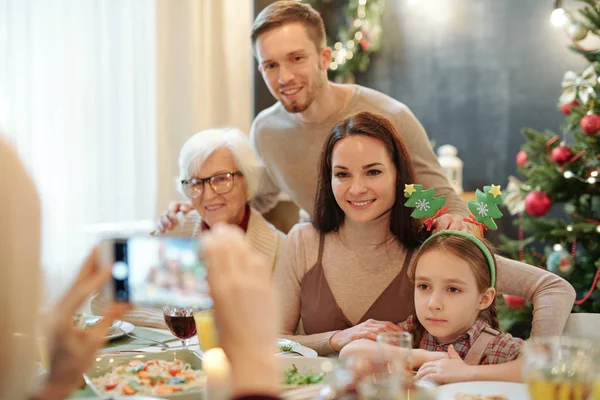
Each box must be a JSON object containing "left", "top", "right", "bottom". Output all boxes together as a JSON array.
[{"left": 0, "top": 137, "right": 129, "bottom": 400}]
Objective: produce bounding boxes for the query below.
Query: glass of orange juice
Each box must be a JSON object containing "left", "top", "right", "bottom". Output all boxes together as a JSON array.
[
  {"left": 522, "top": 336, "right": 598, "bottom": 400},
  {"left": 194, "top": 309, "right": 218, "bottom": 352}
]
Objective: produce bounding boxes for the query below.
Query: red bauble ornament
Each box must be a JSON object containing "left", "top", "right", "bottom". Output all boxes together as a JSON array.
[
  {"left": 580, "top": 113, "right": 600, "bottom": 135},
  {"left": 503, "top": 294, "right": 526, "bottom": 309},
  {"left": 360, "top": 38, "right": 370, "bottom": 51},
  {"left": 516, "top": 150, "right": 529, "bottom": 168},
  {"left": 525, "top": 191, "right": 552, "bottom": 217},
  {"left": 560, "top": 100, "right": 578, "bottom": 115},
  {"left": 551, "top": 144, "right": 573, "bottom": 165}
]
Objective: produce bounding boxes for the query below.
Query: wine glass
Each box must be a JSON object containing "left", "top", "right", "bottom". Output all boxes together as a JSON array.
[
  {"left": 522, "top": 336, "right": 598, "bottom": 400},
  {"left": 163, "top": 305, "right": 197, "bottom": 350}
]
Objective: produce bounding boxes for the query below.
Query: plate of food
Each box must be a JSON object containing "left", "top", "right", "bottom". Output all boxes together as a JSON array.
[
  {"left": 276, "top": 338, "right": 318, "bottom": 358},
  {"left": 435, "top": 381, "right": 530, "bottom": 400},
  {"left": 83, "top": 349, "right": 204, "bottom": 399}
]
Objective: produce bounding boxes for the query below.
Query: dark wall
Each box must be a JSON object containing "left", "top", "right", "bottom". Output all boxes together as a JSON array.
[
  {"left": 253, "top": 0, "right": 587, "bottom": 191},
  {"left": 253, "top": 0, "right": 278, "bottom": 116}
]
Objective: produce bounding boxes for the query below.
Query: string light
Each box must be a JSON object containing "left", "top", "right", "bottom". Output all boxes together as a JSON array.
[
  {"left": 563, "top": 169, "right": 599, "bottom": 184},
  {"left": 325, "top": 0, "right": 373, "bottom": 72},
  {"left": 567, "top": 225, "right": 574, "bottom": 232},
  {"left": 551, "top": 0, "right": 567, "bottom": 28}
]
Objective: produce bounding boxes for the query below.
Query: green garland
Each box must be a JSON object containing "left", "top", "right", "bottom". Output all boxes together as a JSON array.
[{"left": 304, "top": 0, "right": 385, "bottom": 80}]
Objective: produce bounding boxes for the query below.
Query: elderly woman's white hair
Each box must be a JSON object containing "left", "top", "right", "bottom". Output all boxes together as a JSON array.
[{"left": 178, "top": 128, "right": 263, "bottom": 200}]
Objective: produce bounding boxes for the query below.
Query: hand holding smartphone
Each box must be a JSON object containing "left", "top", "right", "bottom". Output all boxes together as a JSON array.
[{"left": 98, "top": 236, "right": 213, "bottom": 310}]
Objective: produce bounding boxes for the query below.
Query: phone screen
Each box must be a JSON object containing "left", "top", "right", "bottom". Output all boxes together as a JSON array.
[{"left": 104, "top": 236, "right": 212, "bottom": 309}]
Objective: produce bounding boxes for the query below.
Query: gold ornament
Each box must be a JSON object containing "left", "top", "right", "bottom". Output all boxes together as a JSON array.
[
  {"left": 503, "top": 176, "right": 526, "bottom": 216},
  {"left": 567, "top": 22, "right": 589, "bottom": 41},
  {"left": 560, "top": 63, "right": 598, "bottom": 105}
]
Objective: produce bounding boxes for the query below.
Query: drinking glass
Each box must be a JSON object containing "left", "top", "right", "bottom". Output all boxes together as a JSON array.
[
  {"left": 377, "top": 331, "right": 413, "bottom": 372},
  {"left": 194, "top": 309, "right": 218, "bottom": 352},
  {"left": 348, "top": 356, "right": 403, "bottom": 400},
  {"left": 522, "top": 336, "right": 599, "bottom": 400},
  {"left": 376, "top": 331, "right": 435, "bottom": 400},
  {"left": 163, "top": 305, "right": 197, "bottom": 349}
]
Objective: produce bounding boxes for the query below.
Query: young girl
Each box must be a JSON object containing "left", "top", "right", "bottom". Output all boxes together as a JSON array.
[{"left": 341, "top": 230, "right": 524, "bottom": 384}]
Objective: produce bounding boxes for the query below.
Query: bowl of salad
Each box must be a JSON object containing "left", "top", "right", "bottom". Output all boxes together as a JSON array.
[
  {"left": 83, "top": 350, "right": 204, "bottom": 399},
  {"left": 279, "top": 356, "right": 331, "bottom": 389}
]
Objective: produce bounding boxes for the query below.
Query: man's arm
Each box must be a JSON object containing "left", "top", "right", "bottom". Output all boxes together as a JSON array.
[
  {"left": 249, "top": 118, "right": 283, "bottom": 214},
  {"left": 250, "top": 167, "right": 282, "bottom": 214}
]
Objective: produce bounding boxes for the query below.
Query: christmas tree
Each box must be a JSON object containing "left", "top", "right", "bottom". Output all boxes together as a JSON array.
[{"left": 499, "top": 0, "right": 600, "bottom": 336}]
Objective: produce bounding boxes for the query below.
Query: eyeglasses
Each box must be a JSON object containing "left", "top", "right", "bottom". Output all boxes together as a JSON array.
[{"left": 181, "top": 171, "right": 243, "bottom": 199}]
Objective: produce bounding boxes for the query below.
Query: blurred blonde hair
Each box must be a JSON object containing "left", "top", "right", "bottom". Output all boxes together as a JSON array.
[{"left": 178, "top": 128, "right": 264, "bottom": 200}]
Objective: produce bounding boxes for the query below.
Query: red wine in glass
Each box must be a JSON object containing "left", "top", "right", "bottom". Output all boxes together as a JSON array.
[{"left": 163, "top": 306, "right": 197, "bottom": 349}]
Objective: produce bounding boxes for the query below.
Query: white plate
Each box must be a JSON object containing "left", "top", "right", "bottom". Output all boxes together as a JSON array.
[
  {"left": 279, "top": 356, "right": 332, "bottom": 391},
  {"left": 105, "top": 320, "right": 134, "bottom": 340},
  {"left": 107, "top": 397, "right": 164, "bottom": 400},
  {"left": 276, "top": 338, "right": 318, "bottom": 358},
  {"left": 436, "top": 381, "right": 530, "bottom": 400}
]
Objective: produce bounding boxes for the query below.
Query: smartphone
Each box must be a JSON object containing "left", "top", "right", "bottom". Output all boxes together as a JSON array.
[{"left": 98, "top": 236, "right": 212, "bottom": 309}]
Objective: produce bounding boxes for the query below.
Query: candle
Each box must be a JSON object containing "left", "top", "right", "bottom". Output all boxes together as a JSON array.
[{"left": 203, "top": 348, "right": 232, "bottom": 400}]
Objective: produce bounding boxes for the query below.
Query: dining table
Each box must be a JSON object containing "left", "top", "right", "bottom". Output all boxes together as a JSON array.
[{"left": 65, "top": 323, "right": 534, "bottom": 400}]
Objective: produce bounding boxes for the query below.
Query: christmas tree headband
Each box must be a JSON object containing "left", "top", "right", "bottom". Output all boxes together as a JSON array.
[
  {"left": 404, "top": 184, "right": 505, "bottom": 287},
  {"left": 403, "top": 184, "right": 504, "bottom": 235}
]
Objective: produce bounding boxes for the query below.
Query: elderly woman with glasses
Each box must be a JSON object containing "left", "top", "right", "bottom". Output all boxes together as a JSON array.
[{"left": 91, "top": 128, "right": 285, "bottom": 328}]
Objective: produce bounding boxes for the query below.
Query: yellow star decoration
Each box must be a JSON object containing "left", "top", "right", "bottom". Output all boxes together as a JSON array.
[
  {"left": 404, "top": 184, "right": 416, "bottom": 196},
  {"left": 489, "top": 184, "right": 502, "bottom": 198}
]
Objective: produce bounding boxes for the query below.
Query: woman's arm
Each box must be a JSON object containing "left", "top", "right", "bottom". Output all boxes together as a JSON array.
[
  {"left": 496, "top": 255, "right": 575, "bottom": 336},
  {"left": 273, "top": 226, "right": 339, "bottom": 355}
]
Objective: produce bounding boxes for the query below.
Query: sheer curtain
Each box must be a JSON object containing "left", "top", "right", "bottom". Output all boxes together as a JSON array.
[
  {"left": 155, "top": 0, "right": 253, "bottom": 212},
  {"left": 0, "top": 0, "right": 253, "bottom": 303},
  {"left": 0, "top": 0, "right": 157, "bottom": 303}
]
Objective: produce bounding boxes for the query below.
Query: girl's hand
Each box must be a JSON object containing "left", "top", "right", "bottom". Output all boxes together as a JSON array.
[
  {"left": 412, "top": 349, "right": 449, "bottom": 369},
  {"left": 414, "top": 345, "right": 475, "bottom": 384},
  {"left": 330, "top": 319, "right": 403, "bottom": 352}
]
